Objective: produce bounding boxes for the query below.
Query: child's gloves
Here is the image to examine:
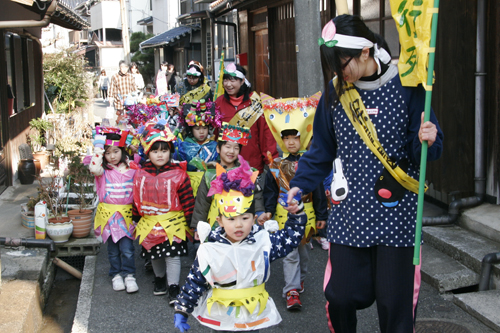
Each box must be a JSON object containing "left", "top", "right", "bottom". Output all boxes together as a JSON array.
[
  {"left": 279, "top": 190, "right": 304, "bottom": 214},
  {"left": 93, "top": 134, "right": 106, "bottom": 149},
  {"left": 174, "top": 313, "right": 190, "bottom": 332}
]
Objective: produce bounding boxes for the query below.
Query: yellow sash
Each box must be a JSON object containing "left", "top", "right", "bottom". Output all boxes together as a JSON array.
[
  {"left": 228, "top": 92, "right": 263, "bottom": 128},
  {"left": 179, "top": 81, "right": 212, "bottom": 106},
  {"left": 275, "top": 202, "right": 316, "bottom": 239},
  {"left": 135, "top": 211, "right": 191, "bottom": 245},
  {"left": 187, "top": 171, "right": 204, "bottom": 197},
  {"left": 207, "top": 283, "right": 268, "bottom": 316},
  {"left": 336, "top": 79, "right": 426, "bottom": 194},
  {"left": 94, "top": 203, "right": 133, "bottom": 231}
]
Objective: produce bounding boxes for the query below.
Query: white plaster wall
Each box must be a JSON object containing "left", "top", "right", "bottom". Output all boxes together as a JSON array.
[
  {"left": 90, "top": 1, "right": 122, "bottom": 31},
  {"left": 40, "top": 24, "right": 71, "bottom": 53},
  {"left": 127, "top": 0, "right": 152, "bottom": 33},
  {"left": 152, "top": 0, "right": 180, "bottom": 35},
  {"left": 100, "top": 47, "right": 125, "bottom": 73}
]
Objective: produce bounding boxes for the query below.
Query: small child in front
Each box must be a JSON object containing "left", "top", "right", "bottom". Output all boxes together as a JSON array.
[
  {"left": 90, "top": 127, "right": 138, "bottom": 293},
  {"left": 173, "top": 162, "right": 307, "bottom": 332},
  {"left": 133, "top": 120, "right": 195, "bottom": 303}
]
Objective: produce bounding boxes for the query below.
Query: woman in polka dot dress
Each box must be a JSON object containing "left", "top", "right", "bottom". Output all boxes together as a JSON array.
[
  {"left": 287, "top": 15, "right": 444, "bottom": 333},
  {"left": 133, "top": 121, "right": 195, "bottom": 303}
]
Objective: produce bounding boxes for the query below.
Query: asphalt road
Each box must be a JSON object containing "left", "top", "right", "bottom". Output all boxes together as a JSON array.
[{"left": 86, "top": 239, "right": 494, "bottom": 333}]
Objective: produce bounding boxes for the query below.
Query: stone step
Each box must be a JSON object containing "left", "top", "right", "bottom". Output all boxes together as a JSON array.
[
  {"left": 453, "top": 290, "right": 500, "bottom": 332},
  {"left": 459, "top": 203, "right": 500, "bottom": 244},
  {"left": 421, "top": 244, "right": 479, "bottom": 293},
  {"left": 423, "top": 225, "right": 500, "bottom": 289}
]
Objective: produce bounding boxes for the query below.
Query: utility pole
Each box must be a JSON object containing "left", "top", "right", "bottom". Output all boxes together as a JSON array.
[{"left": 120, "top": 0, "right": 130, "bottom": 63}]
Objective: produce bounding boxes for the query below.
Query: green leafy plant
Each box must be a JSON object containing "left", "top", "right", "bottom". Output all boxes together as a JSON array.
[
  {"left": 28, "top": 117, "right": 53, "bottom": 152},
  {"left": 131, "top": 32, "right": 155, "bottom": 84},
  {"left": 66, "top": 155, "right": 95, "bottom": 212},
  {"left": 43, "top": 48, "right": 90, "bottom": 113}
]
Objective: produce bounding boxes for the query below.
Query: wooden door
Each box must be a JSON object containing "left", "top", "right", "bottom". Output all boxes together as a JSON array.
[{"left": 254, "top": 29, "right": 270, "bottom": 95}]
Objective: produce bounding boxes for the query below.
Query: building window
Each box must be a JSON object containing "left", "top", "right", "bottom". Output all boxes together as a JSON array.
[
  {"left": 5, "top": 33, "right": 36, "bottom": 114},
  {"left": 214, "top": 14, "right": 236, "bottom": 61}
]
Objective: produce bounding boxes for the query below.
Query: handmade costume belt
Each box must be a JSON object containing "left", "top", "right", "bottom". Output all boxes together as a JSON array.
[
  {"left": 275, "top": 202, "right": 316, "bottom": 238},
  {"left": 187, "top": 171, "right": 204, "bottom": 197},
  {"left": 207, "top": 283, "right": 269, "bottom": 316},
  {"left": 94, "top": 203, "right": 133, "bottom": 231},
  {"left": 135, "top": 211, "right": 190, "bottom": 245}
]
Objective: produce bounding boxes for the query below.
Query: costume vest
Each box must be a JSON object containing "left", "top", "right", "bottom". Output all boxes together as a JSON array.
[{"left": 193, "top": 230, "right": 282, "bottom": 330}]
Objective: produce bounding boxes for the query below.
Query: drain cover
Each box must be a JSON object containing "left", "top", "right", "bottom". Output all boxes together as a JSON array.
[{"left": 416, "top": 320, "right": 471, "bottom": 333}]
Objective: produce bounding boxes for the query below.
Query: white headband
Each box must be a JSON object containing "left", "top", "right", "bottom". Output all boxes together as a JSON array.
[{"left": 224, "top": 63, "right": 251, "bottom": 87}]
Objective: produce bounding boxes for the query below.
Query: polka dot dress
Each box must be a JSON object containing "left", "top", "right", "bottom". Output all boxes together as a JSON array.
[
  {"left": 140, "top": 240, "right": 188, "bottom": 259},
  {"left": 328, "top": 75, "right": 419, "bottom": 248}
]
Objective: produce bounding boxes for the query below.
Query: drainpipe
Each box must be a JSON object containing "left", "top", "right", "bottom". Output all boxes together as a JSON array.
[
  {"left": 0, "top": 237, "right": 56, "bottom": 252},
  {"left": 0, "top": 0, "right": 57, "bottom": 29},
  {"left": 478, "top": 252, "right": 500, "bottom": 291},
  {"left": 423, "top": 0, "right": 486, "bottom": 226}
]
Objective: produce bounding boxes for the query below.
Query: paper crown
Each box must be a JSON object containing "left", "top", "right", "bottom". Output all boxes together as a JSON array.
[
  {"left": 218, "top": 122, "right": 251, "bottom": 146},
  {"left": 182, "top": 99, "right": 221, "bottom": 129},
  {"left": 261, "top": 91, "right": 322, "bottom": 155},
  {"left": 95, "top": 126, "right": 132, "bottom": 147},
  {"left": 139, "top": 120, "right": 176, "bottom": 154},
  {"left": 207, "top": 156, "right": 259, "bottom": 217},
  {"left": 160, "top": 92, "right": 180, "bottom": 108}
]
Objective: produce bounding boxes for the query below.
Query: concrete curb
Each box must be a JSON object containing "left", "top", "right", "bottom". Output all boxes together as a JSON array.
[{"left": 71, "top": 255, "right": 96, "bottom": 333}]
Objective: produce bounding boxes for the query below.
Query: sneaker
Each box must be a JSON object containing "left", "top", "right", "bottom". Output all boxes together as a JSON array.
[
  {"left": 124, "top": 274, "right": 139, "bottom": 293},
  {"left": 286, "top": 290, "right": 302, "bottom": 310},
  {"left": 144, "top": 258, "right": 152, "bottom": 271},
  {"left": 112, "top": 274, "right": 125, "bottom": 291},
  {"left": 299, "top": 281, "right": 305, "bottom": 294},
  {"left": 168, "top": 284, "right": 180, "bottom": 305},
  {"left": 153, "top": 276, "right": 167, "bottom": 295},
  {"left": 317, "top": 237, "right": 330, "bottom": 251}
]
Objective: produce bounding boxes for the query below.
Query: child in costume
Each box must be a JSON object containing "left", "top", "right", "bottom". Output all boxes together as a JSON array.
[
  {"left": 133, "top": 120, "right": 195, "bottom": 303},
  {"left": 173, "top": 162, "right": 308, "bottom": 332},
  {"left": 258, "top": 93, "right": 328, "bottom": 310},
  {"left": 90, "top": 127, "right": 138, "bottom": 293},
  {"left": 175, "top": 99, "right": 221, "bottom": 196},
  {"left": 190, "top": 122, "right": 253, "bottom": 230}
]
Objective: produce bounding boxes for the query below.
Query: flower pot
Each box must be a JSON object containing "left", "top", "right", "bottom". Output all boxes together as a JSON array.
[
  {"left": 48, "top": 216, "right": 71, "bottom": 224},
  {"left": 46, "top": 221, "right": 73, "bottom": 243},
  {"left": 67, "top": 209, "right": 93, "bottom": 238},
  {"left": 33, "top": 152, "right": 49, "bottom": 172},
  {"left": 18, "top": 159, "right": 36, "bottom": 184},
  {"left": 21, "top": 211, "right": 35, "bottom": 229},
  {"left": 33, "top": 159, "right": 41, "bottom": 175}
]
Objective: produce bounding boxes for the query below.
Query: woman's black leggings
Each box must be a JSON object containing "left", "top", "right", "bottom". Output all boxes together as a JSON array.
[{"left": 101, "top": 88, "right": 108, "bottom": 99}]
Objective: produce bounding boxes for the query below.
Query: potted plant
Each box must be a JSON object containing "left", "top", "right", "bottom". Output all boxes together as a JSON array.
[
  {"left": 20, "top": 194, "right": 41, "bottom": 229},
  {"left": 36, "top": 173, "right": 73, "bottom": 243},
  {"left": 65, "top": 154, "right": 95, "bottom": 238},
  {"left": 28, "top": 117, "right": 53, "bottom": 171}
]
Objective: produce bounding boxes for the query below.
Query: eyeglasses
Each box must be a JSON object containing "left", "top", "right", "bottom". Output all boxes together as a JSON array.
[{"left": 340, "top": 57, "right": 354, "bottom": 71}]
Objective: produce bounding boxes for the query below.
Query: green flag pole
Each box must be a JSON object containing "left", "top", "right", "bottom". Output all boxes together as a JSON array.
[{"left": 414, "top": 0, "right": 440, "bottom": 265}]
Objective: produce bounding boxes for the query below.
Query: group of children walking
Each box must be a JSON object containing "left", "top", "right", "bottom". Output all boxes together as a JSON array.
[{"left": 90, "top": 80, "right": 327, "bottom": 331}]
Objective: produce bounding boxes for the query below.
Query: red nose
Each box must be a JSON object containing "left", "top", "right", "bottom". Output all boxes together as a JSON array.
[{"left": 378, "top": 189, "right": 392, "bottom": 199}]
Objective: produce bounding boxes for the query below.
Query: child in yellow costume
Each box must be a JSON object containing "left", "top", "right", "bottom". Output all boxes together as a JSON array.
[
  {"left": 173, "top": 161, "right": 308, "bottom": 332},
  {"left": 258, "top": 92, "right": 328, "bottom": 310}
]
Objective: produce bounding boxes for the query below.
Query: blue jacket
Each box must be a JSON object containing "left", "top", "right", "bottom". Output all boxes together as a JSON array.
[{"left": 175, "top": 137, "right": 218, "bottom": 171}]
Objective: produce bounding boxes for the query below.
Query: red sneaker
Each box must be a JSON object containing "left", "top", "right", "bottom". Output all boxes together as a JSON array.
[
  {"left": 299, "top": 281, "right": 304, "bottom": 294},
  {"left": 286, "top": 290, "right": 302, "bottom": 310}
]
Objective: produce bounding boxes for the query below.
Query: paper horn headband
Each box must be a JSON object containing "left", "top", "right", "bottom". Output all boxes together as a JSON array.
[
  {"left": 139, "top": 120, "right": 176, "bottom": 154},
  {"left": 218, "top": 122, "right": 251, "bottom": 146},
  {"left": 95, "top": 126, "right": 133, "bottom": 147},
  {"left": 261, "top": 92, "right": 322, "bottom": 155},
  {"left": 182, "top": 99, "right": 221, "bottom": 129},
  {"left": 207, "top": 155, "right": 258, "bottom": 217}
]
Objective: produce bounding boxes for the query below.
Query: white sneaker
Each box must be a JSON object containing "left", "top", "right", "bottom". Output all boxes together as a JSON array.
[
  {"left": 124, "top": 274, "right": 139, "bottom": 293},
  {"left": 112, "top": 274, "right": 125, "bottom": 291}
]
